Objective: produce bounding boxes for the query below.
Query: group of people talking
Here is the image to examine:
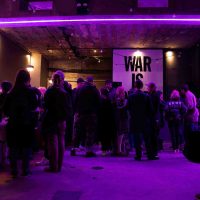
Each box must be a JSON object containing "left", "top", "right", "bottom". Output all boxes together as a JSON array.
[{"left": 0, "top": 68, "right": 199, "bottom": 178}]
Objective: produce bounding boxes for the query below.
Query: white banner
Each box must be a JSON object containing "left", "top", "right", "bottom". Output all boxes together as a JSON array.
[{"left": 113, "top": 49, "right": 163, "bottom": 91}]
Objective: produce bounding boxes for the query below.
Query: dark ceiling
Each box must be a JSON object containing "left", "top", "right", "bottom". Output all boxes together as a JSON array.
[
  {"left": 1, "top": 24, "right": 200, "bottom": 63},
  {"left": 1, "top": 0, "right": 200, "bottom": 17},
  {"left": 1, "top": 0, "right": 200, "bottom": 69}
]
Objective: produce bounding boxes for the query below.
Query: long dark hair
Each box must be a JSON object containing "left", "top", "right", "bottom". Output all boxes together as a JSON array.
[{"left": 14, "top": 69, "right": 30, "bottom": 88}]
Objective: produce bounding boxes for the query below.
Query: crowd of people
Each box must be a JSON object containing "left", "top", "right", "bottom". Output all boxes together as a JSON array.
[{"left": 0, "top": 69, "right": 199, "bottom": 178}]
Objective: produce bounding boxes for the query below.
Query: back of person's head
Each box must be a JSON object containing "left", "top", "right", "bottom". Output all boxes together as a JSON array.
[
  {"left": 147, "top": 82, "right": 156, "bottom": 92},
  {"left": 86, "top": 76, "right": 94, "bottom": 84},
  {"left": 105, "top": 80, "right": 112, "bottom": 85},
  {"left": 77, "top": 77, "right": 84, "bottom": 84},
  {"left": 116, "top": 86, "right": 125, "bottom": 99},
  {"left": 135, "top": 80, "right": 143, "bottom": 90},
  {"left": 64, "top": 80, "right": 71, "bottom": 90},
  {"left": 1, "top": 81, "right": 12, "bottom": 93},
  {"left": 15, "top": 69, "right": 31, "bottom": 88},
  {"left": 105, "top": 80, "right": 112, "bottom": 90},
  {"left": 55, "top": 70, "right": 65, "bottom": 81},
  {"left": 170, "top": 90, "right": 180, "bottom": 101},
  {"left": 181, "top": 84, "right": 189, "bottom": 92},
  {"left": 52, "top": 73, "right": 62, "bottom": 86},
  {"left": 38, "top": 87, "right": 46, "bottom": 96}
]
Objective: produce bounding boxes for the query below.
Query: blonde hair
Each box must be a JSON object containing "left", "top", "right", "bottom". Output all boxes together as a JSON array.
[
  {"left": 170, "top": 90, "right": 180, "bottom": 100},
  {"left": 116, "top": 86, "right": 125, "bottom": 100}
]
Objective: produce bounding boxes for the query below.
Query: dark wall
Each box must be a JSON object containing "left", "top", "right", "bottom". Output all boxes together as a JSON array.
[
  {"left": 49, "top": 57, "right": 112, "bottom": 89},
  {"left": 40, "top": 56, "right": 49, "bottom": 87},
  {"left": 165, "top": 47, "right": 200, "bottom": 98},
  {"left": 0, "top": 34, "right": 28, "bottom": 84}
]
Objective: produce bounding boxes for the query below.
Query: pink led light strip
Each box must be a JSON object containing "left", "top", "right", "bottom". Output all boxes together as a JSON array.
[{"left": 1, "top": 16, "right": 200, "bottom": 26}]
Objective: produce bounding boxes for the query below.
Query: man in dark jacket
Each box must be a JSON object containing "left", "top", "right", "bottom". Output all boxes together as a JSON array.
[
  {"left": 147, "top": 82, "right": 161, "bottom": 158},
  {"left": 70, "top": 78, "right": 85, "bottom": 156},
  {"left": 74, "top": 76, "right": 100, "bottom": 157},
  {"left": 128, "top": 80, "right": 155, "bottom": 160}
]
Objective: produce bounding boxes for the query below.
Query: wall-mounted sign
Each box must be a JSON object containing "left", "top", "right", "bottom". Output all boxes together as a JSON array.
[{"left": 113, "top": 49, "right": 163, "bottom": 91}]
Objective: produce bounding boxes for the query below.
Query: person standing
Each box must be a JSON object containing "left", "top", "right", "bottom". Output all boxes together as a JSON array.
[
  {"left": 104, "top": 80, "right": 118, "bottom": 155},
  {"left": 147, "top": 82, "right": 161, "bottom": 159},
  {"left": 180, "top": 84, "right": 199, "bottom": 140},
  {"left": 4, "top": 70, "right": 38, "bottom": 178},
  {"left": 98, "top": 87, "right": 115, "bottom": 155},
  {"left": 128, "top": 80, "right": 154, "bottom": 160},
  {"left": 115, "top": 86, "right": 129, "bottom": 154},
  {"left": 165, "top": 90, "right": 187, "bottom": 152},
  {"left": 54, "top": 70, "right": 73, "bottom": 147},
  {"left": 43, "top": 73, "right": 69, "bottom": 172},
  {"left": 71, "top": 78, "right": 85, "bottom": 156},
  {"left": 75, "top": 76, "right": 100, "bottom": 157},
  {"left": 105, "top": 80, "right": 116, "bottom": 104},
  {"left": 0, "top": 81, "right": 12, "bottom": 169}
]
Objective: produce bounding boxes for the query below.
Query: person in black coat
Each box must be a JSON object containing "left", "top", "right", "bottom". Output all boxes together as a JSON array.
[
  {"left": 146, "top": 82, "right": 161, "bottom": 158},
  {"left": 43, "top": 73, "right": 70, "bottom": 172},
  {"left": 74, "top": 77, "right": 100, "bottom": 157},
  {"left": 128, "top": 80, "right": 155, "bottom": 160},
  {"left": 98, "top": 87, "right": 115, "bottom": 155},
  {"left": 4, "top": 70, "right": 38, "bottom": 177}
]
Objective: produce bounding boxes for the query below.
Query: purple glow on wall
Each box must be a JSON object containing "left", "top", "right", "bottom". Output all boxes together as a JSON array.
[{"left": 0, "top": 15, "right": 200, "bottom": 27}]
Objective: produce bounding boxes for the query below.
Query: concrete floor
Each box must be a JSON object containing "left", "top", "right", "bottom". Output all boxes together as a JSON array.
[{"left": 0, "top": 151, "right": 200, "bottom": 200}]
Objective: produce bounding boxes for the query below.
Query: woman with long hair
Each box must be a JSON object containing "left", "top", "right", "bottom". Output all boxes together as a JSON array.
[
  {"left": 4, "top": 69, "right": 38, "bottom": 178},
  {"left": 115, "top": 86, "right": 129, "bottom": 154},
  {"left": 165, "top": 90, "right": 187, "bottom": 152}
]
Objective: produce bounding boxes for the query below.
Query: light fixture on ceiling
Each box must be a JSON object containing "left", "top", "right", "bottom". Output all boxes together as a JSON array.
[
  {"left": 47, "top": 49, "right": 53, "bottom": 53},
  {"left": 134, "top": 50, "right": 143, "bottom": 57},
  {"left": 166, "top": 51, "right": 173, "bottom": 57},
  {"left": 93, "top": 49, "right": 97, "bottom": 53}
]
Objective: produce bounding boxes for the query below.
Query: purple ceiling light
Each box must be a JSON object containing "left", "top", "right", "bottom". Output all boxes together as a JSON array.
[{"left": 0, "top": 15, "right": 200, "bottom": 27}]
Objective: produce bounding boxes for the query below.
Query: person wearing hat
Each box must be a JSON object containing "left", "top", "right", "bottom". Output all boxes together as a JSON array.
[{"left": 71, "top": 78, "right": 85, "bottom": 156}]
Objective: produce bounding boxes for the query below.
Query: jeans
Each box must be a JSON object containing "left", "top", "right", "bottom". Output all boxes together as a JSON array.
[
  {"left": 47, "top": 121, "right": 66, "bottom": 171},
  {"left": 168, "top": 120, "right": 183, "bottom": 150}
]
